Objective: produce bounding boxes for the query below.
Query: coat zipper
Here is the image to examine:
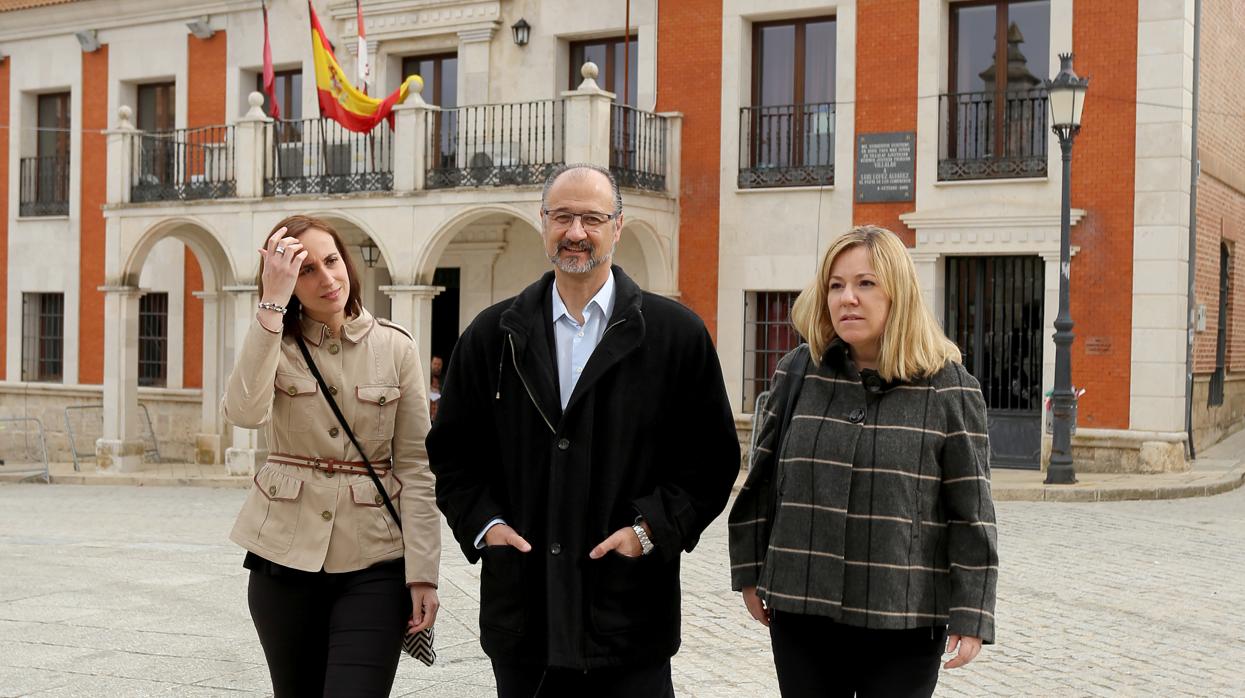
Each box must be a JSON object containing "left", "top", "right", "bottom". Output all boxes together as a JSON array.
[{"left": 507, "top": 335, "right": 556, "bottom": 434}]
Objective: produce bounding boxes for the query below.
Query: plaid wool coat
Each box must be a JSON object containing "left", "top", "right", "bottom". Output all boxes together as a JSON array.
[{"left": 728, "top": 341, "right": 999, "bottom": 643}]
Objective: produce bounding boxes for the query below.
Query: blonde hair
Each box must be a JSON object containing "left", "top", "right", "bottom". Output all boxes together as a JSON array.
[{"left": 790, "top": 225, "right": 961, "bottom": 381}]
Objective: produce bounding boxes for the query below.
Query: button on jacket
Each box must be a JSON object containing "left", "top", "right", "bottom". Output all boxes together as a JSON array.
[
  {"left": 223, "top": 309, "right": 440, "bottom": 586},
  {"left": 427, "top": 266, "right": 740, "bottom": 670},
  {"left": 729, "top": 341, "right": 998, "bottom": 643}
]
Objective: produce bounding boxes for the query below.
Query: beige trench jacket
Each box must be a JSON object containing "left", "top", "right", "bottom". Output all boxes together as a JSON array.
[{"left": 223, "top": 309, "right": 440, "bottom": 586}]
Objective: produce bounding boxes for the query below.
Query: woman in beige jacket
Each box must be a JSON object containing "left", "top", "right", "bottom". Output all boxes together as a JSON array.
[{"left": 222, "top": 214, "right": 440, "bottom": 697}]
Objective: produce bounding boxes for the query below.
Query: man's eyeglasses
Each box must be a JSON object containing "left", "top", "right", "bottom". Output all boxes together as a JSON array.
[{"left": 542, "top": 208, "right": 619, "bottom": 231}]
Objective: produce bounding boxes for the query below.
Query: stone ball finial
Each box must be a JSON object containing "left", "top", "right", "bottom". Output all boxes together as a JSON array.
[
  {"left": 410, "top": 74, "right": 425, "bottom": 94},
  {"left": 116, "top": 105, "right": 135, "bottom": 130},
  {"left": 244, "top": 91, "right": 269, "bottom": 120},
  {"left": 581, "top": 61, "right": 599, "bottom": 81}
]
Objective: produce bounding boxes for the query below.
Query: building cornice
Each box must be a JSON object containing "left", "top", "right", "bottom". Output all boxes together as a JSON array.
[
  {"left": 329, "top": 0, "right": 501, "bottom": 40},
  {"left": 0, "top": 0, "right": 253, "bottom": 43}
]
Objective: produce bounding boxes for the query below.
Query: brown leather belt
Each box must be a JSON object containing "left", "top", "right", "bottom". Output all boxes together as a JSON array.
[{"left": 268, "top": 452, "right": 391, "bottom": 477}]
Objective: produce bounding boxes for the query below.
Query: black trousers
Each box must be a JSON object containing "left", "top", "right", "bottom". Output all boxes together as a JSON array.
[
  {"left": 768, "top": 611, "right": 947, "bottom": 698},
  {"left": 492, "top": 658, "right": 675, "bottom": 698},
  {"left": 247, "top": 557, "right": 411, "bottom": 698}
]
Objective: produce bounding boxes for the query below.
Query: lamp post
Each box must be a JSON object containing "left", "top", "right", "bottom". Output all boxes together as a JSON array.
[
  {"left": 359, "top": 240, "right": 380, "bottom": 268},
  {"left": 1044, "top": 53, "right": 1089, "bottom": 485}
]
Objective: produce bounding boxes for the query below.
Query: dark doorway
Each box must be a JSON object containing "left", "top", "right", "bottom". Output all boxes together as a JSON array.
[
  {"left": 945, "top": 255, "right": 1045, "bottom": 469},
  {"left": 431, "top": 268, "right": 461, "bottom": 371}
]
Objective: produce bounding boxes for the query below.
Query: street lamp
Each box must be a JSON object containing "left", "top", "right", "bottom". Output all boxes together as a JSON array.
[
  {"left": 1044, "top": 53, "right": 1089, "bottom": 485},
  {"left": 511, "top": 18, "right": 531, "bottom": 47},
  {"left": 359, "top": 240, "right": 380, "bottom": 268}
]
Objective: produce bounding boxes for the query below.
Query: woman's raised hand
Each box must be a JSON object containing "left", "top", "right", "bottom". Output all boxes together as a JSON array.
[{"left": 258, "top": 226, "right": 306, "bottom": 307}]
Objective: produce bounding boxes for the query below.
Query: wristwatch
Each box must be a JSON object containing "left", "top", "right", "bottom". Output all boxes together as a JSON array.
[{"left": 631, "top": 518, "right": 655, "bottom": 556}]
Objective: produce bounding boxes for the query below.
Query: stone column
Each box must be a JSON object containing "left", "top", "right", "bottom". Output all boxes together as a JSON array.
[
  {"left": 193, "top": 290, "right": 224, "bottom": 465},
  {"left": 562, "top": 63, "right": 615, "bottom": 167},
  {"left": 96, "top": 285, "right": 145, "bottom": 472},
  {"left": 457, "top": 27, "right": 496, "bottom": 105},
  {"left": 233, "top": 93, "right": 271, "bottom": 199},
  {"left": 393, "top": 80, "right": 439, "bottom": 193},
  {"left": 657, "top": 111, "right": 683, "bottom": 197},
  {"left": 909, "top": 251, "right": 942, "bottom": 326},
  {"left": 221, "top": 285, "right": 266, "bottom": 475},
  {"left": 104, "top": 106, "right": 136, "bottom": 205},
  {"left": 380, "top": 285, "right": 444, "bottom": 387}
]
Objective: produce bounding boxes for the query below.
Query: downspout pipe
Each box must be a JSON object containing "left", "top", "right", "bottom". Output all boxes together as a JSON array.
[{"left": 1184, "top": 0, "right": 1202, "bottom": 460}]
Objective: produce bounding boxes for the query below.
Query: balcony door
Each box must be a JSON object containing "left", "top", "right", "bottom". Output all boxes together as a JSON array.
[
  {"left": 34, "top": 93, "right": 71, "bottom": 214},
  {"left": 570, "top": 37, "right": 637, "bottom": 106},
  {"left": 137, "top": 82, "right": 176, "bottom": 187},
  {"left": 942, "top": 0, "right": 1050, "bottom": 180},
  {"left": 403, "top": 54, "right": 458, "bottom": 170},
  {"left": 741, "top": 17, "right": 835, "bottom": 188}
]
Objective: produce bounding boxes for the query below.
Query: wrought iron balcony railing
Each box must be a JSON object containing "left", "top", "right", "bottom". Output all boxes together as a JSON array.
[
  {"left": 609, "top": 104, "right": 667, "bottom": 192},
  {"left": 19, "top": 156, "right": 70, "bottom": 217},
  {"left": 939, "top": 88, "right": 1048, "bottom": 181},
  {"left": 425, "top": 100, "right": 565, "bottom": 189},
  {"left": 131, "top": 125, "right": 236, "bottom": 203},
  {"left": 738, "top": 102, "right": 835, "bottom": 189},
  {"left": 265, "top": 118, "right": 393, "bottom": 196}
]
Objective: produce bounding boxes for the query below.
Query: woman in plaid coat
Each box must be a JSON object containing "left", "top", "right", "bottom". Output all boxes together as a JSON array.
[{"left": 728, "top": 226, "right": 998, "bottom": 697}]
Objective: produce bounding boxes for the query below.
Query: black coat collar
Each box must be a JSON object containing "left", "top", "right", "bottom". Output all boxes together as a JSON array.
[{"left": 499, "top": 266, "right": 646, "bottom": 422}]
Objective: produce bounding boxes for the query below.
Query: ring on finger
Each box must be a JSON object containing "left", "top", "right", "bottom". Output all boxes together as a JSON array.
[{"left": 275, "top": 245, "right": 286, "bottom": 255}]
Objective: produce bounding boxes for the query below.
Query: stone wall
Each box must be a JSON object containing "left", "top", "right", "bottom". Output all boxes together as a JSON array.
[
  {"left": 1191, "top": 374, "right": 1245, "bottom": 452},
  {"left": 0, "top": 383, "right": 203, "bottom": 466}
]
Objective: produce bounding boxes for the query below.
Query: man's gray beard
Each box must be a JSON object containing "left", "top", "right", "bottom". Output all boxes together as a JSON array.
[{"left": 549, "top": 240, "right": 615, "bottom": 274}]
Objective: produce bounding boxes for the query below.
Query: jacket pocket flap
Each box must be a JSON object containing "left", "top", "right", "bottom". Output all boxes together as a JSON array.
[
  {"left": 254, "top": 467, "right": 303, "bottom": 501},
  {"left": 351, "top": 477, "right": 403, "bottom": 507},
  {"left": 356, "top": 384, "right": 401, "bottom": 405},
  {"left": 275, "top": 373, "right": 319, "bottom": 397}
]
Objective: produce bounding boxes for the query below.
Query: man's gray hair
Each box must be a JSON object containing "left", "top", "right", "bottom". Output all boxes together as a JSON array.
[{"left": 540, "top": 163, "right": 623, "bottom": 214}]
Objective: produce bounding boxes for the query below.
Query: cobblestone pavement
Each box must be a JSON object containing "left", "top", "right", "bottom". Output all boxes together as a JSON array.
[{"left": 1, "top": 483, "right": 1242, "bottom": 697}]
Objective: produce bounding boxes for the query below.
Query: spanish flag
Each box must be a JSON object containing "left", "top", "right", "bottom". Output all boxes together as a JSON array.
[{"left": 307, "top": 0, "right": 421, "bottom": 132}]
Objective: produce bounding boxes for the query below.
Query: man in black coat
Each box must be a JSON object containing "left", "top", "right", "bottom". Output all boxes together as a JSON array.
[{"left": 427, "top": 163, "right": 740, "bottom": 697}]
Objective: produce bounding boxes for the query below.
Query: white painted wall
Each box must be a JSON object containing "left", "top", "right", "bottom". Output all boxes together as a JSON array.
[{"left": 717, "top": 0, "right": 857, "bottom": 413}]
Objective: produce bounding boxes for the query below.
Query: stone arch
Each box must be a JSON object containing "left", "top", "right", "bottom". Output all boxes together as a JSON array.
[
  {"left": 618, "top": 217, "right": 673, "bottom": 293},
  {"left": 121, "top": 216, "right": 238, "bottom": 289},
  {"left": 102, "top": 216, "right": 240, "bottom": 470},
  {"left": 416, "top": 203, "right": 541, "bottom": 283}
]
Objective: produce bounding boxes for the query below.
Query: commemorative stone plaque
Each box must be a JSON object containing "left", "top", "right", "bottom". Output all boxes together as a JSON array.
[{"left": 856, "top": 132, "right": 915, "bottom": 203}]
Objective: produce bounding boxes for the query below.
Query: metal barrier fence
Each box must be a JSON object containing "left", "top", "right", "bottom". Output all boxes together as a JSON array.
[
  {"left": 609, "top": 104, "right": 667, "bottom": 192},
  {"left": 18, "top": 156, "right": 70, "bottom": 216},
  {"left": 265, "top": 118, "right": 393, "bottom": 196},
  {"left": 131, "top": 125, "right": 236, "bottom": 202},
  {"left": 938, "top": 88, "right": 1048, "bottom": 181},
  {"left": 738, "top": 102, "right": 835, "bottom": 189},
  {"left": 63, "top": 404, "right": 163, "bottom": 472},
  {"left": 0, "top": 417, "right": 50, "bottom": 483},
  {"left": 426, "top": 100, "right": 565, "bottom": 189}
]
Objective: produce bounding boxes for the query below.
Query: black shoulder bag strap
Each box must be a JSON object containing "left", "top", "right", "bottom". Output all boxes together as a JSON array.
[{"left": 296, "top": 335, "right": 402, "bottom": 532}]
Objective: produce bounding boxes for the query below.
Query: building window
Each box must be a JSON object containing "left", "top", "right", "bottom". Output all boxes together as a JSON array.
[
  {"left": 139, "top": 293, "right": 169, "bottom": 388},
  {"left": 137, "top": 82, "right": 176, "bottom": 131},
  {"left": 255, "top": 69, "right": 302, "bottom": 122},
  {"left": 19, "top": 92, "right": 71, "bottom": 217},
  {"left": 739, "top": 16, "right": 836, "bottom": 189},
  {"left": 940, "top": 0, "right": 1050, "bottom": 181},
  {"left": 21, "top": 293, "right": 64, "bottom": 382},
  {"left": 743, "top": 291, "right": 802, "bottom": 411},
  {"left": 1210, "top": 243, "right": 1231, "bottom": 407},
  {"left": 403, "top": 54, "right": 459, "bottom": 169},
  {"left": 570, "top": 37, "right": 637, "bottom": 105},
  {"left": 402, "top": 53, "right": 458, "bottom": 108}
]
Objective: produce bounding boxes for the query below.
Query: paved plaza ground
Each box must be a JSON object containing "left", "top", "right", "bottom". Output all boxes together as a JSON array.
[{"left": 1, "top": 482, "right": 1242, "bottom": 697}]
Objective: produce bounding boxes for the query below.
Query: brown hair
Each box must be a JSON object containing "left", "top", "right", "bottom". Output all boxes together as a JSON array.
[{"left": 257, "top": 215, "right": 363, "bottom": 337}]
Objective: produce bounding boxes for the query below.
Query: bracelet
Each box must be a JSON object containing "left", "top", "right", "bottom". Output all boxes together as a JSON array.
[{"left": 257, "top": 301, "right": 288, "bottom": 315}]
